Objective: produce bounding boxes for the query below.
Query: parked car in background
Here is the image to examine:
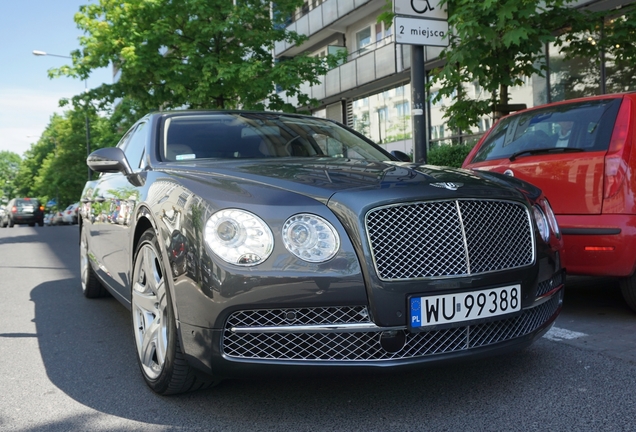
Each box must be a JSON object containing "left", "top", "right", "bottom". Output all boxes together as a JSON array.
[
  {"left": 0, "top": 198, "right": 44, "bottom": 227},
  {"left": 79, "top": 110, "right": 564, "bottom": 395},
  {"left": 463, "top": 92, "right": 636, "bottom": 312},
  {"left": 50, "top": 210, "right": 65, "bottom": 226},
  {"left": 43, "top": 213, "right": 53, "bottom": 226},
  {"left": 62, "top": 203, "right": 80, "bottom": 225}
]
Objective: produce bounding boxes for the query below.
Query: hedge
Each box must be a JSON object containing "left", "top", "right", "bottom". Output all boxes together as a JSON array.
[{"left": 426, "top": 142, "right": 476, "bottom": 168}]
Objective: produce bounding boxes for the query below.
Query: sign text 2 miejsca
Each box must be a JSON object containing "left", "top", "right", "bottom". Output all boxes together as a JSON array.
[
  {"left": 410, "top": 284, "right": 521, "bottom": 328},
  {"left": 393, "top": 16, "right": 449, "bottom": 47}
]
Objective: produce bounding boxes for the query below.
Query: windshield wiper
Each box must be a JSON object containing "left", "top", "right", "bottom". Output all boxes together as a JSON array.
[{"left": 509, "top": 147, "right": 584, "bottom": 161}]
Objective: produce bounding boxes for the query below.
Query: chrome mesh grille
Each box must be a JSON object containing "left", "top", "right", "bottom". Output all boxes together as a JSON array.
[
  {"left": 227, "top": 306, "right": 371, "bottom": 328},
  {"left": 222, "top": 295, "right": 561, "bottom": 361},
  {"left": 536, "top": 270, "right": 565, "bottom": 297},
  {"left": 366, "top": 200, "right": 534, "bottom": 280}
]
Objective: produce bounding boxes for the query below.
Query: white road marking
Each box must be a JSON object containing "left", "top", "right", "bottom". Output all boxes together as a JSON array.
[{"left": 543, "top": 326, "right": 588, "bottom": 341}]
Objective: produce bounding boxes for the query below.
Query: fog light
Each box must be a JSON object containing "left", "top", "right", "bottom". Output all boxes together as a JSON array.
[{"left": 379, "top": 330, "right": 406, "bottom": 353}]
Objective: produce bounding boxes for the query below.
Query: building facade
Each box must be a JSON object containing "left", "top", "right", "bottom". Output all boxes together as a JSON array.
[{"left": 274, "top": 0, "right": 636, "bottom": 155}]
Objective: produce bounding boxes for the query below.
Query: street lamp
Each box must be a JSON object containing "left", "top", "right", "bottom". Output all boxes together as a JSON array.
[{"left": 33, "top": 50, "right": 92, "bottom": 180}]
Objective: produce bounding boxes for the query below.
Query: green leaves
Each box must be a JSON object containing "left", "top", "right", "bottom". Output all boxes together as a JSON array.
[
  {"left": 431, "top": 0, "right": 581, "bottom": 131},
  {"left": 52, "top": 0, "right": 333, "bottom": 113}
]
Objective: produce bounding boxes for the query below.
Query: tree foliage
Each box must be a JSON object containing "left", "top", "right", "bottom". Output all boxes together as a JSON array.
[
  {"left": 559, "top": 4, "right": 636, "bottom": 97},
  {"left": 427, "top": 0, "right": 585, "bottom": 131},
  {"left": 0, "top": 151, "right": 22, "bottom": 203},
  {"left": 53, "top": 0, "right": 346, "bottom": 113},
  {"left": 14, "top": 106, "right": 122, "bottom": 209}
]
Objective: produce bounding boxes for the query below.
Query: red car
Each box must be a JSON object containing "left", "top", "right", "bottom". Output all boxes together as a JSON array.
[{"left": 463, "top": 93, "right": 636, "bottom": 312}]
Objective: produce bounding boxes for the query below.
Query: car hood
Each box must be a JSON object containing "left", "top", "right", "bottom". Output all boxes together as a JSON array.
[{"left": 163, "top": 158, "right": 537, "bottom": 204}]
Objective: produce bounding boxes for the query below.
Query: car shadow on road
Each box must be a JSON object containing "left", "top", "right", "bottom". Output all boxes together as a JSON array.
[
  {"left": 0, "top": 233, "right": 40, "bottom": 245},
  {"left": 561, "top": 276, "right": 633, "bottom": 317}
]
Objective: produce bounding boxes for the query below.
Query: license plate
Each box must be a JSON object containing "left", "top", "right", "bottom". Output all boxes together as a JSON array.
[
  {"left": 22, "top": 206, "right": 34, "bottom": 213},
  {"left": 410, "top": 284, "right": 521, "bottom": 328}
]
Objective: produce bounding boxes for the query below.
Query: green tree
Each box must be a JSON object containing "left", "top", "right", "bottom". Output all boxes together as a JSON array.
[
  {"left": 0, "top": 151, "right": 22, "bottom": 203},
  {"left": 426, "top": 0, "right": 585, "bottom": 131},
  {"left": 559, "top": 4, "right": 636, "bottom": 96},
  {"left": 14, "top": 122, "right": 58, "bottom": 200},
  {"left": 15, "top": 106, "right": 119, "bottom": 209},
  {"left": 52, "top": 0, "right": 346, "bottom": 113}
]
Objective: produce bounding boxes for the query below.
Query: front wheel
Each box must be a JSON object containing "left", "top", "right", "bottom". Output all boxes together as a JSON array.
[
  {"left": 620, "top": 275, "right": 636, "bottom": 313},
  {"left": 131, "top": 229, "right": 215, "bottom": 395}
]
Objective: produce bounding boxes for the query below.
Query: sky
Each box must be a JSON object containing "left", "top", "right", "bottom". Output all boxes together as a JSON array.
[{"left": 0, "top": 0, "right": 112, "bottom": 157}]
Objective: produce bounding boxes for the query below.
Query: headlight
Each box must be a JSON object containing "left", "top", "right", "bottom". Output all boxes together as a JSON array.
[
  {"left": 542, "top": 198, "right": 560, "bottom": 239},
  {"left": 204, "top": 209, "right": 273, "bottom": 266},
  {"left": 282, "top": 214, "right": 340, "bottom": 262},
  {"left": 533, "top": 205, "right": 550, "bottom": 243}
]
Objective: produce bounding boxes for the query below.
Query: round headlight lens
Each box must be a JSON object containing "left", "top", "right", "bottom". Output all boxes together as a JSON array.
[
  {"left": 204, "top": 209, "right": 273, "bottom": 266},
  {"left": 282, "top": 214, "right": 340, "bottom": 262},
  {"left": 542, "top": 198, "right": 560, "bottom": 238},
  {"left": 533, "top": 205, "right": 550, "bottom": 243}
]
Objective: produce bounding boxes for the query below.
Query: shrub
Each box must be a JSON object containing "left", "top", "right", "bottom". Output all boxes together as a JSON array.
[{"left": 427, "top": 142, "right": 476, "bottom": 168}]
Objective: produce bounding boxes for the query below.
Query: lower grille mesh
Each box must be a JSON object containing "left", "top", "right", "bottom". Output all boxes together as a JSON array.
[
  {"left": 536, "top": 270, "right": 564, "bottom": 297},
  {"left": 222, "top": 294, "right": 561, "bottom": 361}
]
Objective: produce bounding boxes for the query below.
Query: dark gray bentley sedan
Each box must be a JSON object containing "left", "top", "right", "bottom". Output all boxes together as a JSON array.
[{"left": 80, "top": 111, "right": 565, "bottom": 395}]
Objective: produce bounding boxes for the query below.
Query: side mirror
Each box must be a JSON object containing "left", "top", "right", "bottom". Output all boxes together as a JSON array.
[
  {"left": 87, "top": 147, "right": 133, "bottom": 175},
  {"left": 391, "top": 150, "right": 411, "bottom": 162}
]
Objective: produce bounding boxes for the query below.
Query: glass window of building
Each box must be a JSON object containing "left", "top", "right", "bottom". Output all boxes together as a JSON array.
[
  {"left": 356, "top": 27, "right": 372, "bottom": 51},
  {"left": 351, "top": 84, "right": 412, "bottom": 154}
]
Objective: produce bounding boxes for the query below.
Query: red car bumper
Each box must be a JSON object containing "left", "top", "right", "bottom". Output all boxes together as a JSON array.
[{"left": 558, "top": 214, "right": 636, "bottom": 277}]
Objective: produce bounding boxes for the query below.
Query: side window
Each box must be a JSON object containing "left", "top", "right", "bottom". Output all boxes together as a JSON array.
[{"left": 122, "top": 122, "right": 149, "bottom": 171}]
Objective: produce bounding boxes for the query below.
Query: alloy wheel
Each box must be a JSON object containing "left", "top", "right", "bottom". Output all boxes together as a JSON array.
[{"left": 132, "top": 243, "right": 169, "bottom": 380}]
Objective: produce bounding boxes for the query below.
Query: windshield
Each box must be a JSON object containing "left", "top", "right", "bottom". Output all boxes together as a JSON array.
[
  {"left": 161, "top": 113, "right": 393, "bottom": 162},
  {"left": 471, "top": 99, "right": 622, "bottom": 163}
]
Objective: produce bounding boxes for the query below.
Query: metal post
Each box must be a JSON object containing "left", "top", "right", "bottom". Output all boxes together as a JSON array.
[
  {"left": 411, "top": 45, "right": 426, "bottom": 164},
  {"left": 545, "top": 43, "right": 552, "bottom": 104},
  {"left": 84, "top": 79, "right": 92, "bottom": 181},
  {"left": 600, "top": 18, "right": 606, "bottom": 95}
]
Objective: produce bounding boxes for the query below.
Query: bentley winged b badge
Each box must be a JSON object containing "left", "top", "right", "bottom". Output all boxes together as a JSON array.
[{"left": 430, "top": 182, "right": 464, "bottom": 191}]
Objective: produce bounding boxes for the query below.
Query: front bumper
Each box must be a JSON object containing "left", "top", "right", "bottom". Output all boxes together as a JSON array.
[{"left": 178, "top": 273, "right": 564, "bottom": 378}]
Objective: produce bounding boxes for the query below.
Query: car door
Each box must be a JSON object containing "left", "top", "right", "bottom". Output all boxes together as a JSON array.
[{"left": 88, "top": 121, "right": 149, "bottom": 299}]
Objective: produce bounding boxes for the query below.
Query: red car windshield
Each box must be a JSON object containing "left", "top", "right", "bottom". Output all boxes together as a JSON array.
[{"left": 471, "top": 99, "right": 622, "bottom": 163}]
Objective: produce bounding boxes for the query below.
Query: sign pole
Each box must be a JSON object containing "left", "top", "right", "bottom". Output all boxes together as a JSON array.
[
  {"left": 411, "top": 45, "right": 426, "bottom": 164},
  {"left": 393, "top": 0, "right": 447, "bottom": 164}
]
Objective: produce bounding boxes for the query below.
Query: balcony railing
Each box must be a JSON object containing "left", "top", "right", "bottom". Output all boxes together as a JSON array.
[
  {"left": 274, "top": 42, "right": 411, "bottom": 108},
  {"left": 275, "top": 0, "right": 373, "bottom": 56}
]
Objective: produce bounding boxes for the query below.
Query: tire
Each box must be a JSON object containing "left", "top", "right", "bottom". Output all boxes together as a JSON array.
[
  {"left": 80, "top": 225, "right": 108, "bottom": 298},
  {"left": 9, "top": 219, "right": 14, "bottom": 227},
  {"left": 619, "top": 275, "right": 636, "bottom": 313},
  {"left": 29, "top": 223, "right": 35, "bottom": 227},
  {"left": 38, "top": 221, "right": 44, "bottom": 227},
  {"left": 131, "top": 229, "right": 215, "bottom": 395}
]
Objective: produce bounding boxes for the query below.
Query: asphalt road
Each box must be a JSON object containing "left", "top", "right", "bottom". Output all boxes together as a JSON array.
[{"left": 1, "top": 225, "right": 635, "bottom": 431}]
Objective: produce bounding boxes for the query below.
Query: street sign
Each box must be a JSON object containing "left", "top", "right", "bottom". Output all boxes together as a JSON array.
[
  {"left": 394, "top": 0, "right": 447, "bottom": 20},
  {"left": 394, "top": 16, "right": 449, "bottom": 47}
]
